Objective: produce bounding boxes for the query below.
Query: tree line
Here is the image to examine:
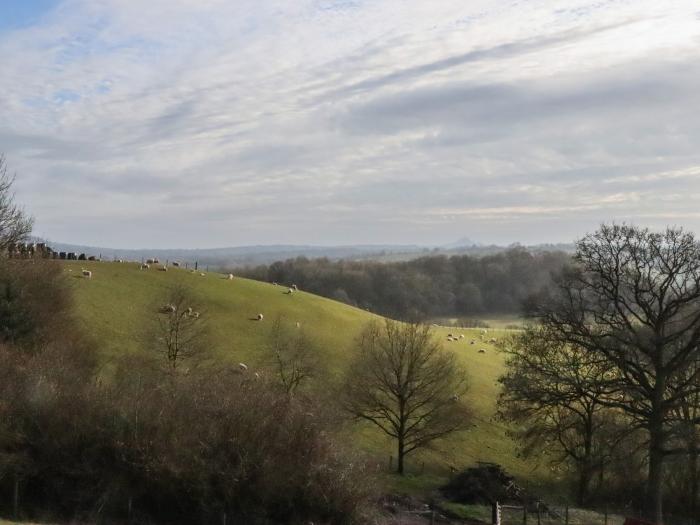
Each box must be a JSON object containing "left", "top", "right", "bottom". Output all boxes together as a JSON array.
[{"left": 237, "top": 248, "right": 570, "bottom": 320}]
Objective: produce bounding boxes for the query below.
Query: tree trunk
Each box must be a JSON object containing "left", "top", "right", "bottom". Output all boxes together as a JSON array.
[
  {"left": 397, "top": 437, "right": 405, "bottom": 475},
  {"left": 690, "top": 442, "right": 698, "bottom": 524},
  {"left": 648, "top": 410, "right": 665, "bottom": 523},
  {"left": 577, "top": 416, "right": 594, "bottom": 506},
  {"left": 577, "top": 463, "right": 592, "bottom": 507}
]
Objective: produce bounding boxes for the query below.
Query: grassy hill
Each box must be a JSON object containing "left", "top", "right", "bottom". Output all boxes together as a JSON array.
[{"left": 64, "top": 260, "right": 554, "bottom": 495}]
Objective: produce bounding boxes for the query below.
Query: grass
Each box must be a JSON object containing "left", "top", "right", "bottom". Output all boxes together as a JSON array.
[{"left": 63, "top": 260, "right": 553, "bottom": 496}]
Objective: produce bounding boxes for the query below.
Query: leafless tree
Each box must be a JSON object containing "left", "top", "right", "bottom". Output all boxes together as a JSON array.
[
  {"left": 0, "top": 155, "right": 33, "bottom": 253},
  {"left": 529, "top": 224, "right": 700, "bottom": 522},
  {"left": 150, "top": 284, "right": 208, "bottom": 369},
  {"left": 498, "top": 326, "right": 630, "bottom": 505},
  {"left": 342, "top": 320, "right": 469, "bottom": 475},
  {"left": 265, "top": 316, "right": 316, "bottom": 395}
]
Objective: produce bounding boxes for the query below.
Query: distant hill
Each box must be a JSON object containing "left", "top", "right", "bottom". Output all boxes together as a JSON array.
[{"left": 41, "top": 239, "right": 575, "bottom": 268}]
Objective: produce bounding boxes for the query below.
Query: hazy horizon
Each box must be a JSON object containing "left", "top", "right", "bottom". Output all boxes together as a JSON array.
[{"left": 2, "top": 1, "right": 699, "bottom": 248}]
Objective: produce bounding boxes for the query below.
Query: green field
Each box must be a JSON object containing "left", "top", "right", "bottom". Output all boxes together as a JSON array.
[{"left": 64, "top": 261, "right": 553, "bottom": 496}]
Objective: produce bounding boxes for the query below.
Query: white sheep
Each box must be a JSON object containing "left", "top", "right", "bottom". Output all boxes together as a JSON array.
[
  {"left": 200, "top": 272, "right": 205, "bottom": 277},
  {"left": 238, "top": 362, "right": 248, "bottom": 372},
  {"left": 296, "top": 322, "right": 301, "bottom": 328},
  {"left": 159, "top": 265, "right": 168, "bottom": 272},
  {"left": 459, "top": 334, "right": 465, "bottom": 339},
  {"left": 141, "top": 263, "right": 150, "bottom": 270},
  {"left": 160, "top": 304, "right": 176, "bottom": 314},
  {"left": 292, "top": 284, "right": 298, "bottom": 291},
  {"left": 227, "top": 273, "right": 234, "bottom": 280},
  {"left": 82, "top": 269, "right": 92, "bottom": 279},
  {"left": 256, "top": 313, "right": 264, "bottom": 321}
]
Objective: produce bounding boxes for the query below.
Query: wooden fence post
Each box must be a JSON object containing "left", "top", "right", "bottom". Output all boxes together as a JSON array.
[
  {"left": 13, "top": 475, "right": 19, "bottom": 520},
  {"left": 492, "top": 501, "right": 501, "bottom": 525},
  {"left": 537, "top": 501, "right": 541, "bottom": 525}
]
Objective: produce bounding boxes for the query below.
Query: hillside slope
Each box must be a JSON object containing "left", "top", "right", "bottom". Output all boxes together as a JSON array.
[{"left": 65, "top": 261, "right": 550, "bottom": 492}]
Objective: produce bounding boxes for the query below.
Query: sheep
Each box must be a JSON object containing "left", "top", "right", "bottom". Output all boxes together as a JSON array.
[
  {"left": 292, "top": 284, "right": 298, "bottom": 291},
  {"left": 296, "top": 322, "right": 301, "bottom": 328},
  {"left": 159, "top": 265, "right": 168, "bottom": 272},
  {"left": 200, "top": 272, "right": 205, "bottom": 277},
  {"left": 141, "top": 263, "right": 150, "bottom": 270},
  {"left": 450, "top": 394, "right": 460, "bottom": 402},
  {"left": 286, "top": 288, "right": 294, "bottom": 294},
  {"left": 191, "top": 311, "right": 200, "bottom": 319},
  {"left": 238, "top": 362, "right": 248, "bottom": 372},
  {"left": 159, "top": 304, "right": 176, "bottom": 314},
  {"left": 447, "top": 333, "right": 453, "bottom": 338},
  {"left": 146, "top": 259, "right": 155, "bottom": 265},
  {"left": 256, "top": 313, "right": 264, "bottom": 321},
  {"left": 470, "top": 340, "right": 476, "bottom": 345},
  {"left": 479, "top": 349, "right": 486, "bottom": 354},
  {"left": 227, "top": 273, "right": 234, "bottom": 280},
  {"left": 82, "top": 269, "right": 92, "bottom": 279},
  {"left": 186, "top": 307, "right": 193, "bottom": 315},
  {"left": 172, "top": 261, "right": 180, "bottom": 267},
  {"left": 459, "top": 334, "right": 465, "bottom": 339},
  {"left": 489, "top": 338, "right": 497, "bottom": 343}
]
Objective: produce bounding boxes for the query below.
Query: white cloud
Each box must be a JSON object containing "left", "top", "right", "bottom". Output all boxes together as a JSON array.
[{"left": 1, "top": 0, "right": 699, "bottom": 247}]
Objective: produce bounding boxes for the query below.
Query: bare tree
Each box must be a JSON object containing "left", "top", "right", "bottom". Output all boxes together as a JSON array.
[
  {"left": 150, "top": 284, "right": 208, "bottom": 369},
  {"left": 0, "top": 155, "right": 33, "bottom": 253},
  {"left": 498, "top": 326, "right": 629, "bottom": 505},
  {"left": 265, "top": 316, "right": 316, "bottom": 395},
  {"left": 342, "top": 320, "right": 469, "bottom": 475},
  {"left": 529, "top": 224, "right": 700, "bottom": 522}
]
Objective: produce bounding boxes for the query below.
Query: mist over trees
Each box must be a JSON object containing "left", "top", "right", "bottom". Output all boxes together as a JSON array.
[{"left": 238, "top": 248, "right": 570, "bottom": 320}]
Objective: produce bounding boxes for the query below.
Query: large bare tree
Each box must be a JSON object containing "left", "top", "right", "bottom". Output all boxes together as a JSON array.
[
  {"left": 529, "top": 224, "right": 700, "bottom": 522},
  {"left": 342, "top": 320, "right": 469, "bottom": 475},
  {"left": 0, "top": 155, "right": 33, "bottom": 253}
]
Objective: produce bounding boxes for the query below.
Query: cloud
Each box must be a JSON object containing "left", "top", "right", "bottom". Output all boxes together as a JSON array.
[{"left": 0, "top": 0, "right": 699, "bottom": 247}]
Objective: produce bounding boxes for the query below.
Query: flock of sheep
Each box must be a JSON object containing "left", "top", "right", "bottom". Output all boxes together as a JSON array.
[
  {"left": 72, "top": 258, "right": 305, "bottom": 329},
  {"left": 72, "top": 259, "right": 494, "bottom": 356},
  {"left": 445, "top": 329, "right": 497, "bottom": 354}
]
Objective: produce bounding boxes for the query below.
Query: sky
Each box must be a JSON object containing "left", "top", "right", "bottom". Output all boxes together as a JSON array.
[{"left": 1, "top": 0, "right": 700, "bottom": 248}]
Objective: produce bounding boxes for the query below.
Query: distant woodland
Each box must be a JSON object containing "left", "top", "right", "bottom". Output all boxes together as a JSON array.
[{"left": 238, "top": 248, "right": 571, "bottom": 320}]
